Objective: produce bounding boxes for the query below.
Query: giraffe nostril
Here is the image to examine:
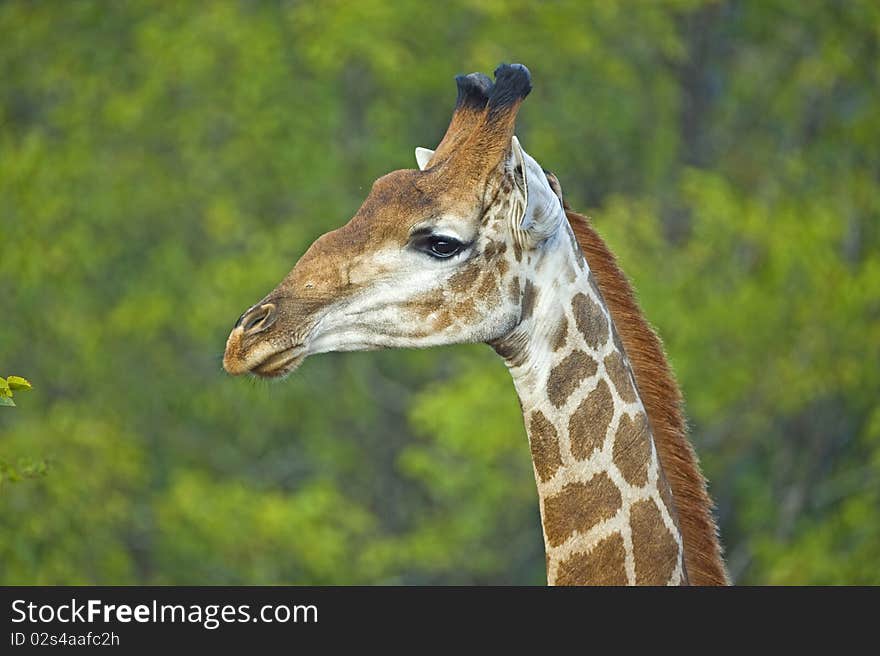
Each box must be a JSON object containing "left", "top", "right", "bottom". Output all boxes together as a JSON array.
[{"left": 239, "top": 303, "right": 277, "bottom": 335}]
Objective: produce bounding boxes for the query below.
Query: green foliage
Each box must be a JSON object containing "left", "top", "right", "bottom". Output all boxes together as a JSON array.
[
  {"left": 0, "top": 457, "right": 47, "bottom": 486},
  {"left": 0, "top": 375, "right": 32, "bottom": 407},
  {"left": 2, "top": 0, "right": 878, "bottom": 584}
]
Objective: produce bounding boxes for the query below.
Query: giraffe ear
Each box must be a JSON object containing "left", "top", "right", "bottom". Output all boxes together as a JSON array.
[
  {"left": 415, "top": 147, "right": 435, "bottom": 171},
  {"left": 509, "top": 136, "right": 563, "bottom": 245}
]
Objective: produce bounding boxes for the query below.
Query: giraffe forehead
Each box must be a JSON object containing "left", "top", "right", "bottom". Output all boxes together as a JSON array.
[
  {"left": 283, "top": 172, "right": 434, "bottom": 283},
  {"left": 353, "top": 169, "right": 441, "bottom": 241},
  {"left": 344, "top": 168, "right": 494, "bottom": 243}
]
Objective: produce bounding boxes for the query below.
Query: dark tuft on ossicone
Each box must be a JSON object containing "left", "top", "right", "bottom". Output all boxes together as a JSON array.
[
  {"left": 454, "top": 72, "right": 493, "bottom": 110},
  {"left": 488, "top": 63, "right": 532, "bottom": 115}
]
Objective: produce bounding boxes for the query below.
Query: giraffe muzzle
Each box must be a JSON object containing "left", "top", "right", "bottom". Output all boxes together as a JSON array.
[{"left": 224, "top": 299, "right": 314, "bottom": 378}]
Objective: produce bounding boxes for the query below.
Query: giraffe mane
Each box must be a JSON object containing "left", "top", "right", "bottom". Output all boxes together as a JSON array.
[{"left": 565, "top": 208, "right": 730, "bottom": 586}]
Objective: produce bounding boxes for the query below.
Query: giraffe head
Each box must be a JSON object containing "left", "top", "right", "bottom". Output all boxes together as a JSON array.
[{"left": 223, "top": 63, "right": 567, "bottom": 378}]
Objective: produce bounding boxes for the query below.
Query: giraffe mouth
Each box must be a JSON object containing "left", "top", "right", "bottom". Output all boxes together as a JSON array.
[{"left": 250, "top": 345, "right": 307, "bottom": 378}]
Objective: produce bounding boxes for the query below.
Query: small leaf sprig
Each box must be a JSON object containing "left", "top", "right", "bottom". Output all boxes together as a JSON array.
[{"left": 0, "top": 376, "right": 33, "bottom": 407}]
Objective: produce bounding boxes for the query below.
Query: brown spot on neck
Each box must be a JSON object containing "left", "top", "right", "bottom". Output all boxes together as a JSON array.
[
  {"left": 656, "top": 466, "right": 689, "bottom": 584},
  {"left": 546, "top": 351, "right": 597, "bottom": 408},
  {"left": 630, "top": 498, "right": 680, "bottom": 585},
  {"left": 528, "top": 411, "right": 563, "bottom": 482},
  {"left": 612, "top": 412, "right": 652, "bottom": 487},
  {"left": 551, "top": 316, "right": 569, "bottom": 352},
  {"left": 555, "top": 533, "right": 628, "bottom": 585},
  {"left": 543, "top": 473, "right": 622, "bottom": 547},
  {"left": 572, "top": 292, "right": 609, "bottom": 349},
  {"left": 604, "top": 351, "right": 636, "bottom": 403},
  {"left": 657, "top": 466, "right": 683, "bottom": 535},
  {"left": 568, "top": 379, "right": 614, "bottom": 460}
]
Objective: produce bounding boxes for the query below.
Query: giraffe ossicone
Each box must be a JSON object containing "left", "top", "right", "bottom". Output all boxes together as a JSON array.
[{"left": 223, "top": 63, "right": 726, "bottom": 585}]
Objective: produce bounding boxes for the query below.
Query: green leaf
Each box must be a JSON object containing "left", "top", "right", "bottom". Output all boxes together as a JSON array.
[
  {"left": 6, "top": 376, "right": 32, "bottom": 391},
  {"left": 0, "top": 396, "right": 15, "bottom": 407},
  {"left": 0, "top": 378, "right": 7, "bottom": 392}
]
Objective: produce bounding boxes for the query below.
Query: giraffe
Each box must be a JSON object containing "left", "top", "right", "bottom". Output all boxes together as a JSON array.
[{"left": 223, "top": 64, "right": 728, "bottom": 585}]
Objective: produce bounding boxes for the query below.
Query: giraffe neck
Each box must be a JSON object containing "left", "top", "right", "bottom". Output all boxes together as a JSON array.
[{"left": 491, "top": 222, "right": 687, "bottom": 585}]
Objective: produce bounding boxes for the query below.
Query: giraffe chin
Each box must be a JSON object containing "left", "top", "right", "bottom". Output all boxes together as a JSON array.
[{"left": 250, "top": 347, "right": 307, "bottom": 379}]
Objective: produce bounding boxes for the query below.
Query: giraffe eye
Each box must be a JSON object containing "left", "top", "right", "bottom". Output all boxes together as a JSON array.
[
  {"left": 428, "top": 238, "right": 462, "bottom": 258},
  {"left": 411, "top": 233, "right": 466, "bottom": 259}
]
